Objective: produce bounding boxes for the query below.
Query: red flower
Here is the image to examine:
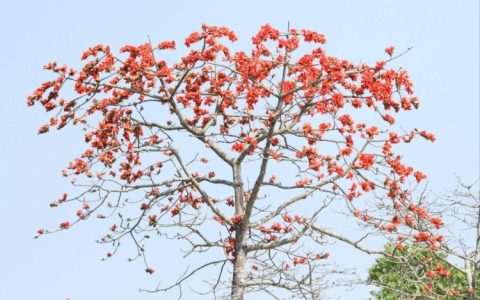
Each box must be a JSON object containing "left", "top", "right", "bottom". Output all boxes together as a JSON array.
[
  {"left": 158, "top": 41, "right": 176, "bottom": 50},
  {"left": 171, "top": 205, "right": 180, "bottom": 216},
  {"left": 395, "top": 243, "right": 405, "bottom": 251},
  {"left": 358, "top": 153, "right": 375, "bottom": 170},
  {"left": 270, "top": 223, "right": 282, "bottom": 232},
  {"left": 59, "top": 221, "right": 70, "bottom": 229},
  {"left": 293, "top": 256, "right": 308, "bottom": 266},
  {"left": 76, "top": 210, "right": 85, "bottom": 219},
  {"left": 385, "top": 46, "right": 395, "bottom": 56},
  {"left": 282, "top": 214, "right": 293, "bottom": 223},
  {"left": 270, "top": 150, "right": 281, "bottom": 161},
  {"left": 184, "top": 32, "right": 201, "bottom": 47},
  {"left": 419, "top": 130, "right": 436, "bottom": 142},
  {"left": 230, "top": 214, "right": 243, "bottom": 224},
  {"left": 360, "top": 180, "right": 374, "bottom": 192},
  {"left": 294, "top": 215, "right": 305, "bottom": 223},
  {"left": 232, "top": 142, "right": 245, "bottom": 152},
  {"left": 295, "top": 178, "right": 312, "bottom": 187},
  {"left": 338, "top": 114, "right": 354, "bottom": 126},
  {"left": 332, "top": 93, "right": 345, "bottom": 108},
  {"left": 340, "top": 147, "right": 352, "bottom": 156},
  {"left": 383, "top": 114, "right": 395, "bottom": 125},
  {"left": 414, "top": 171, "right": 427, "bottom": 183},
  {"left": 436, "top": 265, "right": 450, "bottom": 277},
  {"left": 281, "top": 81, "right": 296, "bottom": 104},
  {"left": 389, "top": 132, "right": 400, "bottom": 144},
  {"left": 252, "top": 24, "right": 280, "bottom": 45},
  {"left": 365, "top": 126, "right": 378, "bottom": 138},
  {"left": 414, "top": 232, "right": 430, "bottom": 242},
  {"left": 301, "top": 29, "right": 326, "bottom": 44},
  {"left": 225, "top": 197, "right": 234, "bottom": 207},
  {"left": 269, "top": 174, "right": 276, "bottom": 183},
  {"left": 450, "top": 290, "right": 460, "bottom": 295},
  {"left": 429, "top": 216, "right": 443, "bottom": 229},
  {"left": 278, "top": 36, "right": 299, "bottom": 51},
  {"left": 38, "top": 124, "right": 49, "bottom": 134},
  {"left": 315, "top": 252, "right": 330, "bottom": 260},
  {"left": 266, "top": 234, "right": 277, "bottom": 242},
  {"left": 426, "top": 270, "right": 436, "bottom": 279},
  {"left": 148, "top": 215, "right": 157, "bottom": 226}
]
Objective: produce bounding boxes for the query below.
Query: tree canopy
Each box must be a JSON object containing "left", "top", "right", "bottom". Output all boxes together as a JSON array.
[{"left": 28, "top": 24, "right": 442, "bottom": 299}]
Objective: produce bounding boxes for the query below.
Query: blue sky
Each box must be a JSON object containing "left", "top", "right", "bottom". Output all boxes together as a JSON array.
[{"left": 0, "top": 0, "right": 478, "bottom": 299}]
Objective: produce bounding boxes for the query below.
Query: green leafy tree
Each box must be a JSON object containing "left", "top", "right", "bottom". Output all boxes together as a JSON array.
[{"left": 368, "top": 244, "right": 478, "bottom": 299}]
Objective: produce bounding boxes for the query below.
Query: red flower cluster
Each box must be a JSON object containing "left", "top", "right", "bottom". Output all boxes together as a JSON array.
[
  {"left": 27, "top": 24, "right": 441, "bottom": 289},
  {"left": 59, "top": 221, "right": 70, "bottom": 229},
  {"left": 158, "top": 40, "right": 176, "bottom": 50},
  {"left": 358, "top": 153, "right": 375, "bottom": 170}
]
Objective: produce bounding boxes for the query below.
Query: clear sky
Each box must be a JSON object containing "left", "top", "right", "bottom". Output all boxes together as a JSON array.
[{"left": 0, "top": 0, "right": 478, "bottom": 299}]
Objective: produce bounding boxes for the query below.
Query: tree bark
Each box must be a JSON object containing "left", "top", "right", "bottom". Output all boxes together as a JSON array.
[
  {"left": 231, "top": 163, "right": 247, "bottom": 300},
  {"left": 231, "top": 241, "right": 247, "bottom": 300},
  {"left": 470, "top": 204, "right": 480, "bottom": 300},
  {"left": 467, "top": 260, "right": 475, "bottom": 300},
  {"left": 468, "top": 204, "right": 480, "bottom": 300}
]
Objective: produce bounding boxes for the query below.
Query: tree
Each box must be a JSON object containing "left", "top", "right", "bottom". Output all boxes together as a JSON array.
[
  {"left": 437, "top": 179, "right": 480, "bottom": 299},
  {"left": 28, "top": 24, "right": 441, "bottom": 299},
  {"left": 369, "top": 244, "right": 477, "bottom": 299},
  {"left": 368, "top": 179, "right": 480, "bottom": 299}
]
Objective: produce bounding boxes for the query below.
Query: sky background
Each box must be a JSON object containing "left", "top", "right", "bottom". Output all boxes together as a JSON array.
[{"left": 0, "top": 0, "right": 478, "bottom": 299}]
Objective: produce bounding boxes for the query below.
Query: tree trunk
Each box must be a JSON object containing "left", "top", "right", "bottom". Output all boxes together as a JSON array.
[
  {"left": 466, "top": 260, "right": 476, "bottom": 300},
  {"left": 231, "top": 243, "right": 247, "bottom": 300},
  {"left": 231, "top": 163, "right": 247, "bottom": 300},
  {"left": 471, "top": 205, "right": 480, "bottom": 300}
]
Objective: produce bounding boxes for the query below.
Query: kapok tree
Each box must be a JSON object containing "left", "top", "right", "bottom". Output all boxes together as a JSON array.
[{"left": 29, "top": 24, "right": 441, "bottom": 299}]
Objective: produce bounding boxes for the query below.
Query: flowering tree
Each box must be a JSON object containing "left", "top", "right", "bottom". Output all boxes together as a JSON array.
[{"left": 28, "top": 24, "right": 441, "bottom": 299}]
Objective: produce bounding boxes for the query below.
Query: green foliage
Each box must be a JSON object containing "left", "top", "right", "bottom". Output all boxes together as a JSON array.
[{"left": 368, "top": 244, "right": 476, "bottom": 299}]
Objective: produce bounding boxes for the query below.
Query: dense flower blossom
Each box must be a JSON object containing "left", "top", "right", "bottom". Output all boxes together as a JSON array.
[{"left": 28, "top": 24, "right": 441, "bottom": 296}]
